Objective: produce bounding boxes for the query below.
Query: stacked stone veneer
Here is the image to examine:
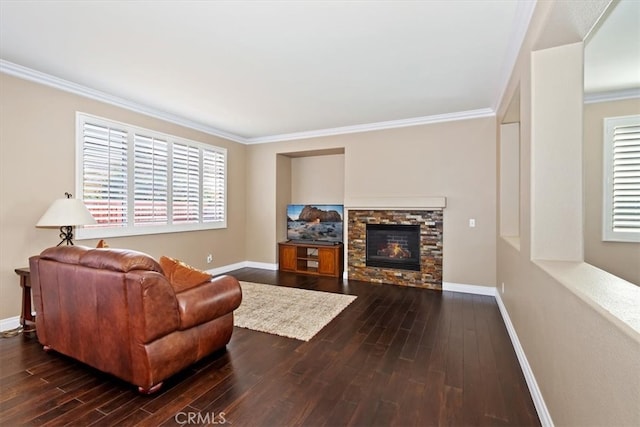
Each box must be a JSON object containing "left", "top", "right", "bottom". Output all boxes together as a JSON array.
[{"left": 348, "top": 210, "right": 443, "bottom": 290}]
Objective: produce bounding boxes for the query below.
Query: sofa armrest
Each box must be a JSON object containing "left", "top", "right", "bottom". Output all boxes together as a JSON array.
[{"left": 176, "top": 275, "right": 242, "bottom": 330}]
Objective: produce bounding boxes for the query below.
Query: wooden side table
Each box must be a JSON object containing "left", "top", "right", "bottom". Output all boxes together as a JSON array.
[{"left": 14, "top": 267, "right": 36, "bottom": 332}]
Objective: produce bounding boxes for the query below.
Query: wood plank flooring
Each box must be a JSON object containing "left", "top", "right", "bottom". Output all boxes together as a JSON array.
[{"left": 0, "top": 268, "right": 540, "bottom": 426}]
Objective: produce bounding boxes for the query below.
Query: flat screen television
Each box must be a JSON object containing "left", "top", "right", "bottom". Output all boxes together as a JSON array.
[{"left": 287, "top": 204, "right": 344, "bottom": 244}]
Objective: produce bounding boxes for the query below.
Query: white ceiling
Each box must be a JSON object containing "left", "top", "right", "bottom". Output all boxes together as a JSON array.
[
  {"left": 584, "top": 0, "right": 640, "bottom": 97},
  {"left": 1, "top": 1, "right": 536, "bottom": 142}
]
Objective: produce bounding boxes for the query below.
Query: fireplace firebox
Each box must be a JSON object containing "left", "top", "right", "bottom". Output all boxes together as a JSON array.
[{"left": 366, "top": 224, "right": 421, "bottom": 271}]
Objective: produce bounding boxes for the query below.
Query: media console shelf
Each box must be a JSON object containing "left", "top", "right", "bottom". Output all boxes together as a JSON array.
[{"left": 278, "top": 241, "right": 344, "bottom": 278}]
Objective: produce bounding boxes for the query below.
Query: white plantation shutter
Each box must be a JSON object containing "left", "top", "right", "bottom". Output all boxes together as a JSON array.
[
  {"left": 604, "top": 115, "right": 640, "bottom": 242},
  {"left": 81, "top": 122, "right": 128, "bottom": 228},
  {"left": 172, "top": 143, "right": 200, "bottom": 223},
  {"left": 134, "top": 134, "right": 169, "bottom": 226},
  {"left": 76, "top": 113, "right": 227, "bottom": 238},
  {"left": 203, "top": 148, "right": 226, "bottom": 222}
]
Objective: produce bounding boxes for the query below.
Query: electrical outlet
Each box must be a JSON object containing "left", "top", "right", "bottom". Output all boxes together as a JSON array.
[
  {"left": 469, "top": 218, "right": 476, "bottom": 227},
  {"left": 206, "top": 254, "right": 213, "bottom": 264}
]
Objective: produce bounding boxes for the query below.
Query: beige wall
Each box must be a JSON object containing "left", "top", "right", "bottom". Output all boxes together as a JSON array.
[
  {"left": 291, "top": 154, "right": 345, "bottom": 204},
  {"left": 499, "top": 123, "right": 520, "bottom": 238},
  {"left": 275, "top": 155, "right": 292, "bottom": 244},
  {"left": 584, "top": 99, "right": 640, "bottom": 284},
  {"left": 246, "top": 118, "right": 497, "bottom": 288},
  {"left": 531, "top": 43, "right": 584, "bottom": 262},
  {"left": 496, "top": 1, "right": 640, "bottom": 425},
  {"left": 245, "top": 143, "right": 278, "bottom": 257},
  {"left": 0, "top": 73, "right": 247, "bottom": 321}
]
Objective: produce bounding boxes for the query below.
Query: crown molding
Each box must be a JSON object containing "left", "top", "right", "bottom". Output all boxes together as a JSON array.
[
  {"left": 2, "top": 59, "right": 497, "bottom": 145},
  {"left": 0, "top": 60, "right": 248, "bottom": 144},
  {"left": 584, "top": 88, "right": 640, "bottom": 104},
  {"left": 246, "top": 108, "right": 495, "bottom": 144}
]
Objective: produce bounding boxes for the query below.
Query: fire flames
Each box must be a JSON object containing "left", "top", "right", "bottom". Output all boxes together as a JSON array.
[{"left": 378, "top": 243, "right": 411, "bottom": 259}]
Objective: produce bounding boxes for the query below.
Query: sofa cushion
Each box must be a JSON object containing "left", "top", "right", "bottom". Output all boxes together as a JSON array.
[
  {"left": 159, "top": 256, "right": 212, "bottom": 293},
  {"left": 96, "top": 239, "right": 109, "bottom": 248}
]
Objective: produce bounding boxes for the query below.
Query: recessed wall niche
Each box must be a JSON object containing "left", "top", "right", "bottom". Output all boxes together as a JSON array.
[
  {"left": 275, "top": 148, "right": 346, "bottom": 243},
  {"left": 499, "top": 84, "right": 521, "bottom": 249}
]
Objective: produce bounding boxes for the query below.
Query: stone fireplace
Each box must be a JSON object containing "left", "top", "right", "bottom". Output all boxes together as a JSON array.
[{"left": 348, "top": 209, "right": 443, "bottom": 290}]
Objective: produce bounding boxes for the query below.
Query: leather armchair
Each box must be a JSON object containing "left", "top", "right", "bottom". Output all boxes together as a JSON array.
[{"left": 29, "top": 246, "right": 242, "bottom": 393}]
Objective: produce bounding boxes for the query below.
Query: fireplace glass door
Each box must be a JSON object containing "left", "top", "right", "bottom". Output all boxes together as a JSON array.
[{"left": 366, "top": 224, "right": 421, "bottom": 271}]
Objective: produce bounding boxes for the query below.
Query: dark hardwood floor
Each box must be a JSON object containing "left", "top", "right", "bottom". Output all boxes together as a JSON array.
[{"left": 0, "top": 268, "right": 540, "bottom": 426}]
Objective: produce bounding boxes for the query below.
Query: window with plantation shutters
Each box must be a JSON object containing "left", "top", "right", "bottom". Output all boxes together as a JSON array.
[
  {"left": 203, "top": 148, "right": 226, "bottom": 222},
  {"left": 603, "top": 115, "right": 640, "bottom": 242},
  {"left": 172, "top": 143, "right": 200, "bottom": 224},
  {"left": 81, "top": 122, "right": 128, "bottom": 228},
  {"left": 134, "top": 134, "right": 168, "bottom": 226},
  {"left": 76, "top": 113, "right": 227, "bottom": 239}
]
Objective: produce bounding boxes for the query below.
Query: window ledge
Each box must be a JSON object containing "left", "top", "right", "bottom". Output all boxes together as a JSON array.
[{"left": 535, "top": 260, "right": 640, "bottom": 340}]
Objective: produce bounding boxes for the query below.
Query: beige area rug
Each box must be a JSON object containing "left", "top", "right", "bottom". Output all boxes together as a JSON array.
[{"left": 234, "top": 281, "right": 357, "bottom": 341}]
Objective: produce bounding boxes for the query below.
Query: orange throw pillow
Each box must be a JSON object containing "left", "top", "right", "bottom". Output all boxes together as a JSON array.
[
  {"left": 96, "top": 239, "right": 109, "bottom": 248},
  {"left": 159, "top": 256, "right": 212, "bottom": 293}
]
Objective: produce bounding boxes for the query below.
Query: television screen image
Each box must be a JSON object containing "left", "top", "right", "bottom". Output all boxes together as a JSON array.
[{"left": 287, "top": 204, "right": 344, "bottom": 243}]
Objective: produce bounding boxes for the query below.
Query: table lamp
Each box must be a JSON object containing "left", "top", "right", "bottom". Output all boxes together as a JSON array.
[{"left": 36, "top": 192, "right": 96, "bottom": 246}]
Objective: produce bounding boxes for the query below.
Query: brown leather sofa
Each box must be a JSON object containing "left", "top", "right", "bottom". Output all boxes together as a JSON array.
[{"left": 29, "top": 246, "right": 242, "bottom": 393}]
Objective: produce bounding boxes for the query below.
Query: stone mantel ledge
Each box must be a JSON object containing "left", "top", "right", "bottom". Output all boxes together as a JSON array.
[{"left": 344, "top": 196, "right": 446, "bottom": 210}]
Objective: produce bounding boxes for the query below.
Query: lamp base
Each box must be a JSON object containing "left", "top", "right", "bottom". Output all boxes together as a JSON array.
[{"left": 57, "top": 226, "right": 74, "bottom": 246}]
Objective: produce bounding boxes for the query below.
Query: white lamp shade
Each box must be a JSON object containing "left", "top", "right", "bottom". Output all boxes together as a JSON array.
[{"left": 36, "top": 198, "right": 96, "bottom": 227}]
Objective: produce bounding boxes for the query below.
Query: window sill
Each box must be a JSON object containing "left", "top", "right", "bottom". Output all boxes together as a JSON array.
[
  {"left": 76, "top": 221, "right": 227, "bottom": 239},
  {"left": 535, "top": 260, "right": 640, "bottom": 339}
]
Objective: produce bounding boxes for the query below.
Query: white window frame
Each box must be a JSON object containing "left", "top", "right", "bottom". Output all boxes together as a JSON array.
[
  {"left": 602, "top": 114, "right": 640, "bottom": 242},
  {"left": 76, "top": 112, "right": 227, "bottom": 239}
]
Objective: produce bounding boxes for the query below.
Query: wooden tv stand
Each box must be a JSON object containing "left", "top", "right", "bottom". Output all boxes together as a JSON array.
[{"left": 278, "top": 241, "right": 344, "bottom": 278}]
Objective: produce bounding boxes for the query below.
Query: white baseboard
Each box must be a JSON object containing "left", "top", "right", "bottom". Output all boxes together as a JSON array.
[
  {"left": 443, "top": 281, "right": 497, "bottom": 296},
  {"left": 247, "top": 261, "right": 278, "bottom": 271},
  {"left": 206, "top": 260, "right": 278, "bottom": 276},
  {"left": 0, "top": 316, "right": 21, "bottom": 332},
  {"left": 495, "top": 292, "right": 553, "bottom": 427},
  {"left": 206, "top": 261, "right": 249, "bottom": 276}
]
